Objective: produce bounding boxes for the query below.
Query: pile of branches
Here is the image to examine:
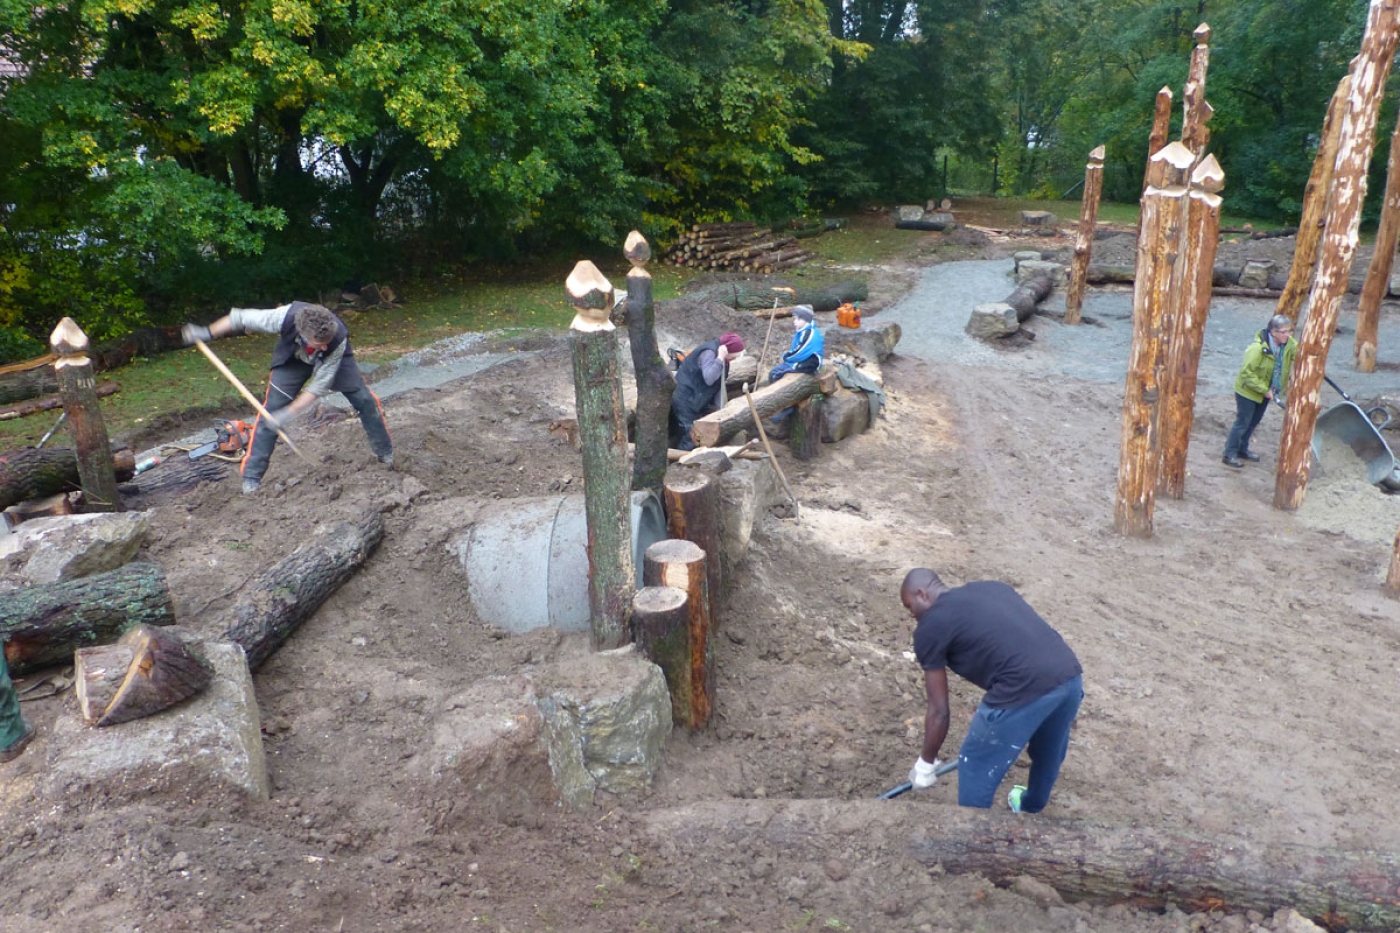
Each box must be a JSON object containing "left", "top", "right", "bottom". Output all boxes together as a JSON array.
[{"left": 665, "top": 222, "right": 815, "bottom": 274}]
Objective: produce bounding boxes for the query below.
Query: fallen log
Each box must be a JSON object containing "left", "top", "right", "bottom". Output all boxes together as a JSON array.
[
  {"left": 895, "top": 218, "right": 956, "bottom": 231},
  {"left": 220, "top": 508, "right": 384, "bottom": 671},
  {"left": 727, "top": 281, "right": 868, "bottom": 313},
  {"left": 645, "top": 799, "right": 1400, "bottom": 931},
  {"left": 0, "top": 325, "right": 184, "bottom": 406},
  {"left": 75, "top": 625, "right": 213, "bottom": 726},
  {"left": 126, "top": 454, "right": 233, "bottom": 497},
  {"left": 824, "top": 320, "right": 902, "bottom": 365},
  {"left": 0, "top": 382, "right": 120, "bottom": 421},
  {"left": 0, "top": 446, "right": 137, "bottom": 511},
  {"left": 691, "top": 371, "right": 824, "bottom": 449},
  {"left": 0, "top": 562, "right": 176, "bottom": 675},
  {"left": 1004, "top": 273, "right": 1055, "bottom": 324}
]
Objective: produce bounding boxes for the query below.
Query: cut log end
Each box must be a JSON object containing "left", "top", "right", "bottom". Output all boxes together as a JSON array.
[{"left": 75, "top": 626, "right": 213, "bottom": 727}]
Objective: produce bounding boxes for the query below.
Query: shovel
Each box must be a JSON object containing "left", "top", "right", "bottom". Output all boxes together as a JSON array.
[{"left": 877, "top": 759, "right": 959, "bottom": 799}]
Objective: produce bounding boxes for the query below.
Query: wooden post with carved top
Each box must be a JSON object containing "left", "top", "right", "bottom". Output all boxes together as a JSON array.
[
  {"left": 623, "top": 232, "right": 675, "bottom": 498},
  {"left": 1065, "top": 145, "right": 1106, "bottom": 325},
  {"left": 1356, "top": 105, "right": 1400, "bottom": 372},
  {"left": 50, "top": 317, "right": 119, "bottom": 512}
]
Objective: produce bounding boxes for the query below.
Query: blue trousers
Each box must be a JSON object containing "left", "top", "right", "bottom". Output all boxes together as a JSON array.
[
  {"left": 956, "top": 674, "right": 1083, "bottom": 812},
  {"left": 242, "top": 364, "right": 392, "bottom": 484},
  {"left": 0, "top": 651, "right": 30, "bottom": 749},
  {"left": 1224, "top": 393, "right": 1269, "bottom": 459}
]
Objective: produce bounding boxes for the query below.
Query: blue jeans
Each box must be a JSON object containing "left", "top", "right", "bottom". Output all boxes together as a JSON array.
[
  {"left": 956, "top": 674, "right": 1083, "bottom": 812},
  {"left": 1224, "top": 393, "right": 1269, "bottom": 459}
]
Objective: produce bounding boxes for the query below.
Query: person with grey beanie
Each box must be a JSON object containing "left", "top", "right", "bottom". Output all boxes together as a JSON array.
[{"left": 768, "top": 304, "right": 823, "bottom": 383}]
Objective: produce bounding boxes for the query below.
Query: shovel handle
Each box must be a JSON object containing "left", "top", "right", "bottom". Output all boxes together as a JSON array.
[{"left": 877, "top": 759, "right": 959, "bottom": 799}]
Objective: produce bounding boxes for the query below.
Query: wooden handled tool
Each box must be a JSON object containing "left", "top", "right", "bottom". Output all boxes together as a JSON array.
[{"left": 192, "top": 340, "right": 311, "bottom": 463}]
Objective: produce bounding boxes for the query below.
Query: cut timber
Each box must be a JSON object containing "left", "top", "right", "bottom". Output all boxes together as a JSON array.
[
  {"left": 127, "top": 454, "right": 231, "bottom": 497},
  {"left": 221, "top": 509, "right": 384, "bottom": 671},
  {"left": 631, "top": 586, "right": 692, "bottom": 721},
  {"left": 725, "top": 281, "right": 867, "bottom": 313},
  {"left": 0, "top": 562, "right": 175, "bottom": 675},
  {"left": 1065, "top": 145, "right": 1107, "bottom": 324},
  {"left": 642, "top": 539, "right": 713, "bottom": 729},
  {"left": 0, "top": 446, "right": 137, "bottom": 511},
  {"left": 0, "top": 381, "right": 119, "bottom": 421},
  {"left": 75, "top": 625, "right": 213, "bottom": 726},
  {"left": 663, "top": 468, "right": 723, "bottom": 627},
  {"left": 824, "top": 321, "right": 902, "bottom": 366},
  {"left": 1004, "top": 274, "right": 1054, "bottom": 324},
  {"left": 789, "top": 396, "right": 822, "bottom": 460},
  {"left": 691, "top": 371, "right": 822, "bottom": 449},
  {"left": 51, "top": 317, "right": 119, "bottom": 513}
]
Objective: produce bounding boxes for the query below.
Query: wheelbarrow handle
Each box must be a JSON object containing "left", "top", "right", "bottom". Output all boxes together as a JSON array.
[
  {"left": 1322, "top": 374, "right": 1392, "bottom": 429},
  {"left": 1324, "top": 375, "right": 1350, "bottom": 401},
  {"left": 877, "top": 760, "right": 960, "bottom": 799}
]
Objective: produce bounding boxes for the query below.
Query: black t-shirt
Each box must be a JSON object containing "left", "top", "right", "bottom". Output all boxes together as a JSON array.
[{"left": 913, "top": 581, "right": 1081, "bottom": 708}]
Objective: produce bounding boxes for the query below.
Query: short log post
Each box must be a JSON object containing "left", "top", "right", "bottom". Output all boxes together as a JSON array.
[
  {"left": 1158, "top": 155, "right": 1225, "bottom": 500},
  {"left": 1276, "top": 0, "right": 1400, "bottom": 513},
  {"left": 566, "top": 260, "right": 634, "bottom": 650},
  {"left": 789, "top": 396, "right": 823, "bottom": 460},
  {"left": 623, "top": 232, "right": 675, "bottom": 498},
  {"left": 75, "top": 625, "right": 213, "bottom": 726},
  {"left": 1115, "top": 142, "right": 1195, "bottom": 537},
  {"left": 663, "top": 468, "right": 722, "bottom": 628},
  {"left": 1180, "top": 23, "right": 1214, "bottom": 157},
  {"left": 1275, "top": 74, "right": 1351, "bottom": 324},
  {"left": 1357, "top": 105, "right": 1400, "bottom": 372},
  {"left": 632, "top": 588, "right": 690, "bottom": 720},
  {"left": 50, "top": 317, "right": 120, "bottom": 513},
  {"left": 642, "top": 539, "right": 713, "bottom": 728},
  {"left": 1065, "top": 145, "right": 1106, "bottom": 325}
]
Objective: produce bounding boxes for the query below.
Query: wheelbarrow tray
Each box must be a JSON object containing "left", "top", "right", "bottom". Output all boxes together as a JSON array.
[{"left": 1311, "top": 400, "right": 1398, "bottom": 486}]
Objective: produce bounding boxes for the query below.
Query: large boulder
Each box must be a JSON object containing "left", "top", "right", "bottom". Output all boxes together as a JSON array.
[
  {"left": 966, "top": 302, "right": 1021, "bottom": 340},
  {"left": 1238, "top": 258, "right": 1275, "bottom": 290},
  {"left": 821, "top": 389, "right": 872, "bottom": 443},
  {"left": 1016, "top": 259, "right": 1068, "bottom": 287},
  {"left": 0, "top": 511, "right": 150, "bottom": 589},
  {"left": 715, "top": 458, "right": 782, "bottom": 577}
]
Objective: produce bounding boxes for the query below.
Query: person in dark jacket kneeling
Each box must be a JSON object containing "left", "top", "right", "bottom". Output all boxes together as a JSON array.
[{"left": 669, "top": 332, "right": 745, "bottom": 451}]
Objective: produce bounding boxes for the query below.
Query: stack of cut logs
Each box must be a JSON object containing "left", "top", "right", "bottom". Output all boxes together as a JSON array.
[{"left": 666, "top": 222, "right": 815, "bottom": 273}]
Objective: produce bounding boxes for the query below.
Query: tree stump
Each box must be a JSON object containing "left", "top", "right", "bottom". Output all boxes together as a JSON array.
[
  {"left": 631, "top": 586, "right": 695, "bottom": 725},
  {"left": 642, "top": 538, "right": 713, "bottom": 728},
  {"left": 623, "top": 232, "right": 675, "bottom": 499},
  {"left": 663, "top": 469, "right": 722, "bottom": 628},
  {"left": 790, "top": 396, "right": 823, "bottom": 460},
  {"left": 0, "top": 562, "right": 175, "bottom": 675},
  {"left": 51, "top": 317, "right": 120, "bottom": 513},
  {"left": 75, "top": 625, "right": 213, "bottom": 726}
]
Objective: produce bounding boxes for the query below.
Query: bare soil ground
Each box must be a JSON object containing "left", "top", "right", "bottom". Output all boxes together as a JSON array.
[{"left": 3, "top": 212, "right": 1400, "bottom": 933}]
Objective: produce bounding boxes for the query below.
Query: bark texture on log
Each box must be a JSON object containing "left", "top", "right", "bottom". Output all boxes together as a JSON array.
[
  {"left": 0, "top": 327, "right": 184, "bottom": 407},
  {"left": 1276, "top": 75, "right": 1352, "bottom": 324},
  {"left": 631, "top": 586, "right": 693, "bottom": 723},
  {"left": 724, "top": 281, "right": 867, "bottom": 313},
  {"left": 1356, "top": 104, "right": 1400, "bottom": 372},
  {"left": 0, "top": 562, "right": 175, "bottom": 675},
  {"left": 642, "top": 539, "right": 713, "bottom": 729},
  {"left": 824, "top": 321, "right": 901, "bottom": 365},
  {"left": 1116, "top": 143, "right": 1194, "bottom": 537},
  {"left": 220, "top": 509, "right": 384, "bottom": 671},
  {"left": 691, "top": 371, "right": 822, "bottom": 449},
  {"left": 623, "top": 233, "right": 675, "bottom": 499},
  {"left": 663, "top": 468, "right": 722, "bottom": 628},
  {"left": 0, "top": 446, "right": 135, "bottom": 511},
  {"left": 1277, "top": 0, "right": 1400, "bottom": 513},
  {"left": 126, "top": 455, "right": 232, "bottom": 498},
  {"left": 789, "top": 397, "right": 822, "bottom": 460},
  {"left": 1005, "top": 274, "right": 1054, "bottom": 324},
  {"left": 77, "top": 625, "right": 213, "bottom": 726},
  {"left": 0, "top": 381, "right": 119, "bottom": 421},
  {"left": 1066, "top": 145, "right": 1106, "bottom": 324},
  {"left": 52, "top": 318, "right": 120, "bottom": 513}
]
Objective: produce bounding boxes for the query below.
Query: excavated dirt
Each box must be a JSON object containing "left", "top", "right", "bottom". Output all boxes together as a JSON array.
[{"left": 4, "top": 216, "right": 1400, "bottom": 933}]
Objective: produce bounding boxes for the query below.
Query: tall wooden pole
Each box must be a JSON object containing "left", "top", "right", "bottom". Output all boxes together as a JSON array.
[
  {"left": 623, "top": 231, "right": 675, "bottom": 498},
  {"left": 1141, "top": 87, "right": 1174, "bottom": 202},
  {"left": 1065, "top": 145, "right": 1106, "bottom": 325},
  {"left": 1158, "top": 156, "right": 1226, "bottom": 500},
  {"left": 1275, "top": 75, "right": 1352, "bottom": 324},
  {"left": 1276, "top": 0, "right": 1400, "bottom": 512},
  {"left": 1115, "top": 142, "right": 1195, "bottom": 537},
  {"left": 1180, "top": 24, "right": 1214, "bottom": 158},
  {"left": 50, "top": 318, "right": 119, "bottom": 513},
  {"left": 1356, "top": 105, "right": 1400, "bottom": 372},
  {"left": 566, "top": 260, "right": 634, "bottom": 650}
]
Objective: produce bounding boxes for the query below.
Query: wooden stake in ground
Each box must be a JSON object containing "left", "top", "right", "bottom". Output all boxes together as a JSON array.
[
  {"left": 1065, "top": 145, "right": 1106, "bottom": 325},
  {"left": 1276, "top": 0, "right": 1400, "bottom": 513},
  {"left": 743, "top": 384, "right": 799, "bottom": 515},
  {"left": 1140, "top": 86, "right": 1174, "bottom": 203},
  {"left": 663, "top": 469, "right": 722, "bottom": 628},
  {"left": 1276, "top": 74, "right": 1352, "bottom": 324},
  {"left": 566, "top": 260, "right": 634, "bottom": 650},
  {"left": 789, "top": 396, "right": 823, "bottom": 460},
  {"left": 50, "top": 318, "right": 119, "bottom": 513},
  {"left": 1114, "top": 142, "right": 1195, "bottom": 537},
  {"left": 623, "top": 232, "right": 674, "bottom": 499},
  {"left": 1158, "top": 156, "right": 1225, "bottom": 500},
  {"left": 1180, "top": 24, "right": 1214, "bottom": 157},
  {"left": 642, "top": 538, "right": 714, "bottom": 728},
  {"left": 75, "top": 625, "right": 213, "bottom": 726},
  {"left": 192, "top": 339, "right": 309, "bottom": 463},
  {"left": 1357, "top": 105, "right": 1400, "bottom": 372}
]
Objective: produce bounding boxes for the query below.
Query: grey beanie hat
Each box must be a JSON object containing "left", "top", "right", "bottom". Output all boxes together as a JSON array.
[{"left": 792, "top": 305, "right": 814, "bottom": 323}]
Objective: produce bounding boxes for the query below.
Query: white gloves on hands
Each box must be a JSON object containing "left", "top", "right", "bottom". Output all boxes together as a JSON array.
[
  {"left": 181, "top": 323, "right": 212, "bottom": 346},
  {"left": 909, "top": 757, "right": 942, "bottom": 790}
]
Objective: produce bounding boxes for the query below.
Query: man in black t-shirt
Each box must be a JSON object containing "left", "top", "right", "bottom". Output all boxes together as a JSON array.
[{"left": 900, "top": 568, "right": 1084, "bottom": 813}]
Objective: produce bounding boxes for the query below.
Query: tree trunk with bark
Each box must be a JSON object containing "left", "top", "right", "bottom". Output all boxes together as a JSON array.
[
  {"left": 0, "top": 381, "right": 119, "bottom": 422},
  {"left": 1006, "top": 274, "right": 1055, "bottom": 323},
  {"left": 1357, "top": 105, "right": 1400, "bottom": 372},
  {"left": 1140, "top": 86, "right": 1174, "bottom": 205},
  {"left": 1066, "top": 146, "right": 1106, "bottom": 325},
  {"left": 75, "top": 625, "right": 213, "bottom": 726},
  {"left": 663, "top": 468, "right": 722, "bottom": 628},
  {"left": 789, "top": 397, "right": 823, "bottom": 460},
  {"left": 0, "top": 326, "right": 185, "bottom": 407},
  {"left": 51, "top": 318, "right": 119, "bottom": 513},
  {"left": 691, "top": 372, "right": 823, "bottom": 448},
  {"left": 0, "top": 446, "right": 136, "bottom": 511},
  {"left": 642, "top": 539, "right": 713, "bottom": 729},
  {"left": 724, "top": 281, "right": 867, "bottom": 313},
  {"left": 1277, "top": 0, "right": 1400, "bottom": 512},
  {"left": 623, "top": 233, "right": 675, "bottom": 500},
  {"left": 220, "top": 509, "right": 384, "bottom": 671},
  {"left": 0, "top": 562, "right": 175, "bottom": 675}
]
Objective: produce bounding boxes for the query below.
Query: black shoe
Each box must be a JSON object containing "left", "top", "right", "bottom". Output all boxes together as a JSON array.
[
  {"left": 1239, "top": 451, "right": 1261, "bottom": 462},
  {"left": 1222, "top": 456, "right": 1244, "bottom": 468},
  {"left": 0, "top": 722, "right": 35, "bottom": 764}
]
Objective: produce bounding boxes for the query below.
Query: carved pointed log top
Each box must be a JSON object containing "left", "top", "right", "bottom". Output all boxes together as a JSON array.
[
  {"left": 1194, "top": 22, "right": 1211, "bottom": 44},
  {"left": 1088, "top": 145, "right": 1106, "bottom": 163},
  {"left": 50, "top": 317, "right": 89, "bottom": 354},
  {"left": 1146, "top": 141, "right": 1197, "bottom": 189},
  {"left": 624, "top": 231, "right": 652, "bottom": 266},
  {"left": 1157, "top": 85, "right": 1174, "bottom": 99},
  {"left": 566, "top": 260, "right": 615, "bottom": 332},
  {"left": 1192, "top": 154, "right": 1225, "bottom": 192}
]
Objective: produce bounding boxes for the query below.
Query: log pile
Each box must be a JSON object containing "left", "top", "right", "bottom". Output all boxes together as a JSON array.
[{"left": 665, "top": 222, "right": 816, "bottom": 274}]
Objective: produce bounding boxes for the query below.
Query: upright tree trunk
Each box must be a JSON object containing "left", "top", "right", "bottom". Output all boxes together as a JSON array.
[
  {"left": 1141, "top": 87, "right": 1174, "bottom": 202},
  {"left": 50, "top": 318, "right": 119, "bottom": 513},
  {"left": 1065, "top": 145, "right": 1106, "bottom": 325},
  {"left": 1276, "top": 0, "right": 1400, "bottom": 512},
  {"left": 566, "top": 261, "right": 634, "bottom": 650},
  {"left": 1116, "top": 143, "right": 1195, "bottom": 537},
  {"left": 1180, "top": 24, "right": 1214, "bottom": 157},
  {"left": 642, "top": 539, "right": 713, "bottom": 729},
  {"left": 663, "top": 469, "right": 722, "bottom": 629},
  {"left": 1356, "top": 106, "right": 1400, "bottom": 372},
  {"left": 1276, "top": 75, "right": 1352, "bottom": 323},
  {"left": 624, "top": 232, "right": 674, "bottom": 499}
]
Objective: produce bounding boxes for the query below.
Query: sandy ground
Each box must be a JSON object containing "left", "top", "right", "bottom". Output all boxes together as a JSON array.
[{"left": 4, "top": 217, "right": 1400, "bottom": 932}]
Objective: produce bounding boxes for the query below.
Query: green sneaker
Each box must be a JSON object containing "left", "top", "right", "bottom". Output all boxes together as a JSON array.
[{"left": 1007, "top": 785, "right": 1027, "bottom": 813}]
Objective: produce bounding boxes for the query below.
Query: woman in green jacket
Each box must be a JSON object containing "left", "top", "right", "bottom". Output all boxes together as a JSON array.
[{"left": 1223, "top": 314, "right": 1297, "bottom": 468}]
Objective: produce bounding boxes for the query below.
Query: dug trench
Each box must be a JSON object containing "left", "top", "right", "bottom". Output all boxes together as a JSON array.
[{"left": 4, "top": 226, "right": 1400, "bottom": 933}]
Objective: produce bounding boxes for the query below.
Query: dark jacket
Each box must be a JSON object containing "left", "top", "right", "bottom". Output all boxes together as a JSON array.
[
  {"left": 270, "top": 301, "right": 353, "bottom": 369},
  {"left": 672, "top": 338, "right": 725, "bottom": 422}
]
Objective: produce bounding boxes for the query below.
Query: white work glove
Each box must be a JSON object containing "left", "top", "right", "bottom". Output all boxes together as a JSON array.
[
  {"left": 909, "top": 757, "right": 942, "bottom": 790},
  {"left": 181, "top": 323, "right": 212, "bottom": 346},
  {"left": 261, "top": 409, "right": 292, "bottom": 432}
]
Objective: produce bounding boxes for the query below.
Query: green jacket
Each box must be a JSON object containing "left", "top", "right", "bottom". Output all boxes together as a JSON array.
[{"left": 1234, "top": 329, "right": 1297, "bottom": 403}]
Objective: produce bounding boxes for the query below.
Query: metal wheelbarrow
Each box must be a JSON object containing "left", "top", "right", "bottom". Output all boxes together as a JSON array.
[{"left": 1310, "top": 375, "right": 1400, "bottom": 489}]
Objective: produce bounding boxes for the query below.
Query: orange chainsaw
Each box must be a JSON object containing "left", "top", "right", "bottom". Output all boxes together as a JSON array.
[{"left": 188, "top": 419, "right": 253, "bottom": 460}]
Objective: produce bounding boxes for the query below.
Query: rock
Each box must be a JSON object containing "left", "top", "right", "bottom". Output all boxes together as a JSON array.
[
  {"left": 168, "top": 852, "right": 191, "bottom": 872},
  {"left": 1021, "top": 210, "right": 1059, "bottom": 227},
  {"left": 1017, "top": 259, "right": 1068, "bottom": 287},
  {"left": 0, "top": 511, "right": 150, "bottom": 587},
  {"left": 1273, "top": 909, "right": 1324, "bottom": 933},
  {"left": 1389, "top": 271, "right": 1400, "bottom": 297},
  {"left": 966, "top": 302, "right": 1020, "bottom": 340},
  {"left": 896, "top": 205, "right": 926, "bottom": 223},
  {"left": 1238, "top": 258, "right": 1275, "bottom": 289},
  {"left": 715, "top": 458, "right": 781, "bottom": 579},
  {"left": 821, "top": 389, "right": 872, "bottom": 443},
  {"left": 1011, "top": 874, "right": 1065, "bottom": 907},
  {"left": 1014, "top": 250, "right": 1044, "bottom": 264}
]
